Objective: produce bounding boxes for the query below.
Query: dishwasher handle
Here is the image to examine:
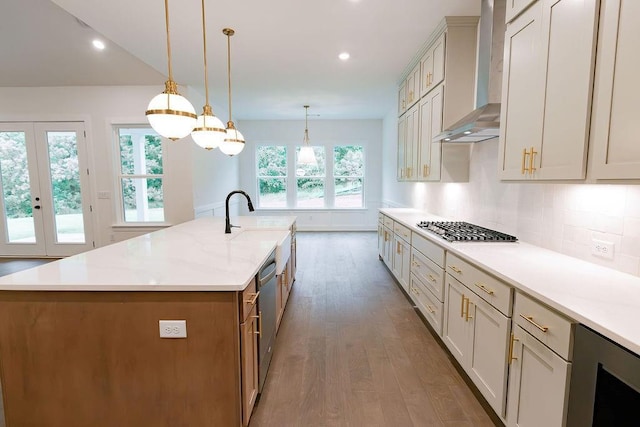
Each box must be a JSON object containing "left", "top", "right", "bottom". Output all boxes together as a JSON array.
[{"left": 258, "top": 260, "right": 277, "bottom": 287}]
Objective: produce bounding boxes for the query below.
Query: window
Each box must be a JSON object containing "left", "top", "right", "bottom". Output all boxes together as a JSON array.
[
  {"left": 116, "top": 127, "right": 165, "bottom": 222},
  {"left": 257, "top": 146, "right": 287, "bottom": 208},
  {"left": 334, "top": 145, "right": 364, "bottom": 208},
  {"left": 295, "top": 146, "right": 325, "bottom": 208},
  {"left": 255, "top": 144, "right": 365, "bottom": 209}
]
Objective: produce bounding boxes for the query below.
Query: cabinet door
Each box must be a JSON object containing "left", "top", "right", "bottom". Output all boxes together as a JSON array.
[
  {"left": 431, "top": 33, "right": 446, "bottom": 89},
  {"left": 467, "top": 294, "right": 511, "bottom": 418},
  {"left": 377, "top": 223, "right": 385, "bottom": 259},
  {"left": 499, "top": 2, "right": 544, "bottom": 180},
  {"left": 398, "top": 81, "right": 407, "bottom": 116},
  {"left": 397, "top": 115, "right": 406, "bottom": 180},
  {"left": 535, "top": 0, "right": 598, "bottom": 180},
  {"left": 405, "top": 104, "right": 420, "bottom": 180},
  {"left": 241, "top": 306, "right": 259, "bottom": 426},
  {"left": 506, "top": 0, "right": 538, "bottom": 23},
  {"left": 418, "top": 85, "right": 444, "bottom": 181},
  {"left": 506, "top": 326, "right": 571, "bottom": 427},
  {"left": 383, "top": 226, "right": 393, "bottom": 268},
  {"left": 406, "top": 64, "right": 421, "bottom": 108},
  {"left": 592, "top": 0, "right": 640, "bottom": 179},
  {"left": 442, "top": 276, "right": 470, "bottom": 365},
  {"left": 392, "top": 234, "right": 410, "bottom": 292},
  {"left": 420, "top": 48, "right": 434, "bottom": 99}
]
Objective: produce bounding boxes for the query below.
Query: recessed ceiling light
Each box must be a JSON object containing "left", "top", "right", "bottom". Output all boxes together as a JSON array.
[
  {"left": 463, "top": 131, "right": 472, "bottom": 135},
  {"left": 92, "top": 39, "right": 106, "bottom": 50},
  {"left": 338, "top": 52, "right": 350, "bottom": 61}
]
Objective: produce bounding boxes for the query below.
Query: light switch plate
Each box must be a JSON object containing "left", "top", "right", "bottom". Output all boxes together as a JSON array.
[{"left": 159, "top": 320, "right": 187, "bottom": 338}]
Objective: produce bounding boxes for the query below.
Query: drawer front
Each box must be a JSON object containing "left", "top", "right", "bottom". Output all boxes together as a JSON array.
[
  {"left": 411, "top": 248, "right": 444, "bottom": 301},
  {"left": 383, "top": 215, "right": 394, "bottom": 229},
  {"left": 241, "top": 277, "right": 258, "bottom": 322},
  {"left": 393, "top": 222, "right": 411, "bottom": 243},
  {"left": 410, "top": 274, "right": 443, "bottom": 335},
  {"left": 378, "top": 213, "right": 383, "bottom": 224},
  {"left": 412, "top": 232, "right": 445, "bottom": 268},
  {"left": 445, "top": 252, "right": 513, "bottom": 316},
  {"left": 514, "top": 292, "right": 575, "bottom": 360}
]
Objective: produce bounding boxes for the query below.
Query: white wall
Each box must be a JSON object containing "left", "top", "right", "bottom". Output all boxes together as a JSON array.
[
  {"left": 237, "top": 119, "right": 383, "bottom": 230},
  {"left": 381, "top": 114, "right": 640, "bottom": 277},
  {"left": 0, "top": 86, "right": 238, "bottom": 247}
]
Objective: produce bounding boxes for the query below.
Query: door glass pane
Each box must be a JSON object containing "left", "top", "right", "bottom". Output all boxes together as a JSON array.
[
  {"left": 121, "top": 178, "right": 165, "bottom": 222},
  {"left": 0, "top": 131, "right": 36, "bottom": 242},
  {"left": 46, "top": 131, "right": 85, "bottom": 243}
]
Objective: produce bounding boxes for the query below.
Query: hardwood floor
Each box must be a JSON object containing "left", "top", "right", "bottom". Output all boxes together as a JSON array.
[
  {"left": 0, "top": 258, "right": 55, "bottom": 277},
  {"left": 250, "top": 232, "right": 498, "bottom": 427}
]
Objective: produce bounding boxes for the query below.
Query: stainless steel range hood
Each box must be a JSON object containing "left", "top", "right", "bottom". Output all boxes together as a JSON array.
[{"left": 435, "top": 0, "right": 505, "bottom": 143}]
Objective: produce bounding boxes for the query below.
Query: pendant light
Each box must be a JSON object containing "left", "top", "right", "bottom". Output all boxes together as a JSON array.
[
  {"left": 298, "top": 105, "right": 317, "bottom": 165},
  {"left": 219, "top": 28, "right": 246, "bottom": 156},
  {"left": 145, "top": 0, "right": 197, "bottom": 141},
  {"left": 191, "top": 0, "right": 226, "bottom": 150}
]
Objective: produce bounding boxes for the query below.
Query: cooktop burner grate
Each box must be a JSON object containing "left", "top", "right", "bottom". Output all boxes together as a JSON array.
[{"left": 416, "top": 221, "right": 518, "bottom": 242}]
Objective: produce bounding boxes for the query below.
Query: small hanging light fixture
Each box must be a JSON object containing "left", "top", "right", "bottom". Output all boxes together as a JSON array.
[
  {"left": 298, "top": 105, "right": 317, "bottom": 165},
  {"left": 219, "top": 28, "right": 246, "bottom": 156},
  {"left": 191, "top": 0, "right": 226, "bottom": 150},
  {"left": 145, "top": 0, "right": 197, "bottom": 141}
]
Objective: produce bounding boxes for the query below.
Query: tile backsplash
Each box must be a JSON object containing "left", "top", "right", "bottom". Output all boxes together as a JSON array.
[{"left": 391, "top": 138, "right": 640, "bottom": 277}]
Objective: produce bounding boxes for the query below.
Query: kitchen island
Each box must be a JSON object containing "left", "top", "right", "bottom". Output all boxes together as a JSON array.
[{"left": 0, "top": 215, "right": 296, "bottom": 427}]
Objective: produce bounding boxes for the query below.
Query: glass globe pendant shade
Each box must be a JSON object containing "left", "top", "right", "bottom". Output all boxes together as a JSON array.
[
  {"left": 220, "top": 122, "right": 245, "bottom": 156},
  {"left": 146, "top": 81, "right": 197, "bottom": 141},
  {"left": 191, "top": 105, "right": 226, "bottom": 150},
  {"left": 298, "top": 145, "right": 317, "bottom": 165}
]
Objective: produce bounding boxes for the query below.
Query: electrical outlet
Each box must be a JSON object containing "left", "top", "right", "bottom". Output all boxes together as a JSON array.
[
  {"left": 591, "top": 239, "right": 614, "bottom": 260},
  {"left": 159, "top": 320, "right": 187, "bottom": 338}
]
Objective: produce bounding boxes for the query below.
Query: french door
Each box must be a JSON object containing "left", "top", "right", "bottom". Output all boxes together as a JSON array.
[{"left": 0, "top": 122, "right": 93, "bottom": 257}]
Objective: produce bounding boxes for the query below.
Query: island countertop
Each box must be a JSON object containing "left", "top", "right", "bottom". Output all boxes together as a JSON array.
[{"left": 0, "top": 216, "right": 296, "bottom": 292}]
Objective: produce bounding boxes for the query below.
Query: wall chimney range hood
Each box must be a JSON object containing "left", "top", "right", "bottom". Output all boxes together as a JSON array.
[{"left": 435, "top": 0, "right": 506, "bottom": 143}]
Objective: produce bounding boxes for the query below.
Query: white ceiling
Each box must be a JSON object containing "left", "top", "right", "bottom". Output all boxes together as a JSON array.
[{"left": 5, "top": 0, "right": 480, "bottom": 120}]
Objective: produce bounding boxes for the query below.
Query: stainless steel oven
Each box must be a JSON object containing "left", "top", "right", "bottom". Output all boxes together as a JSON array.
[{"left": 567, "top": 324, "right": 640, "bottom": 426}]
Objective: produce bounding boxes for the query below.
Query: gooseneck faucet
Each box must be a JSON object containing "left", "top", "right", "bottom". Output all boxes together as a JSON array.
[{"left": 225, "top": 190, "right": 255, "bottom": 233}]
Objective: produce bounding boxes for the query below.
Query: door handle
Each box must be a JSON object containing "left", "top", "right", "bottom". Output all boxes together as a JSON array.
[{"left": 33, "top": 205, "right": 41, "bottom": 210}]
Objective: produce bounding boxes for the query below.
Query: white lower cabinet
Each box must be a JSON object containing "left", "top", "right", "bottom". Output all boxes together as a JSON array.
[
  {"left": 443, "top": 275, "right": 511, "bottom": 417},
  {"left": 392, "top": 234, "right": 411, "bottom": 292},
  {"left": 506, "top": 325, "right": 571, "bottom": 427},
  {"left": 410, "top": 273, "right": 443, "bottom": 335}
]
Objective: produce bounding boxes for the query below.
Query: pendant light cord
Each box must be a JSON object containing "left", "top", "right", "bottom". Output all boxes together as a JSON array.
[
  {"left": 225, "top": 29, "right": 233, "bottom": 123},
  {"left": 200, "top": 0, "right": 209, "bottom": 105},
  {"left": 164, "top": 0, "right": 173, "bottom": 82}
]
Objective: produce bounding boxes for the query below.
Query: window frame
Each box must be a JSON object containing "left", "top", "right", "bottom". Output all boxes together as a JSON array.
[
  {"left": 333, "top": 145, "right": 365, "bottom": 209},
  {"left": 294, "top": 145, "right": 327, "bottom": 209},
  {"left": 113, "top": 125, "right": 167, "bottom": 225},
  {"left": 255, "top": 145, "right": 288, "bottom": 209}
]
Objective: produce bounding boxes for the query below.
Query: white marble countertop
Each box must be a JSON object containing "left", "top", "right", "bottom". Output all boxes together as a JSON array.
[
  {"left": 380, "top": 208, "right": 640, "bottom": 356},
  {"left": 0, "top": 216, "right": 295, "bottom": 292}
]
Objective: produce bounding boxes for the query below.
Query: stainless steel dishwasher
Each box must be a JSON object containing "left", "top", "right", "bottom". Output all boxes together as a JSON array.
[{"left": 257, "top": 249, "right": 277, "bottom": 393}]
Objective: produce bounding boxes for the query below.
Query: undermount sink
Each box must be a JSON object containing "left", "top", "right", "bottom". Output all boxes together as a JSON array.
[{"left": 230, "top": 229, "right": 291, "bottom": 274}]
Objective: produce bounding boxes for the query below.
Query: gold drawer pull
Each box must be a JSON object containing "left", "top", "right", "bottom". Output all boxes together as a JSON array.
[
  {"left": 460, "top": 294, "right": 466, "bottom": 317},
  {"left": 244, "top": 291, "right": 260, "bottom": 306},
  {"left": 397, "top": 241, "right": 401, "bottom": 254},
  {"left": 448, "top": 265, "right": 462, "bottom": 274},
  {"left": 412, "top": 286, "right": 420, "bottom": 296},
  {"left": 522, "top": 148, "right": 529, "bottom": 175},
  {"left": 252, "top": 311, "right": 262, "bottom": 336},
  {"left": 509, "top": 332, "right": 519, "bottom": 364},
  {"left": 427, "top": 305, "right": 435, "bottom": 314},
  {"left": 412, "top": 261, "right": 419, "bottom": 267},
  {"left": 529, "top": 146, "right": 537, "bottom": 173},
  {"left": 427, "top": 274, "right": 436, "bottom": 283},
  {"left": 520, "top": 314, "right": 549, "bottom": 333},
  {"left": 474, "top": 283, "right": 494, "bottom": 295}
]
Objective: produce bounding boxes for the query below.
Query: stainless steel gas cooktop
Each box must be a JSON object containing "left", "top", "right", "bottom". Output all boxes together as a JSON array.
[{"left": 416, "top": 221, "right": 518, "bottom": 242}]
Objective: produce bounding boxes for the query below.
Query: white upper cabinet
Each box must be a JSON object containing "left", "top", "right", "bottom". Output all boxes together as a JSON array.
[
  {"left": 499, "top": 0, "right": 599, "bottom": 181},
  {"left": 420, "top": 33, "right": 446, "bottom": 98},
  {"left": 398, "top": 81, "right": 407, "bottom": 117},
  {"left": 406, "top": 64, "right": 421, "bottom": 109},
  {"left": 591, "top": 0, "right": 640, "bottom": 179},
  {"left": 418, "top": 85, "right": 443, "bottom": 181},
  {"left": 397, "top": 115, "right": 406, "bottom": 180}
]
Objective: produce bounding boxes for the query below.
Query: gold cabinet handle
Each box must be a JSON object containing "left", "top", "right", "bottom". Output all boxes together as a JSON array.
[
  {"left": 427, "top": 305, "right": 436, "bottom": 314},
  {"left": 407, "top": 167, "right": 412, "bottom": 178},
  {"left": 411, "top": 286, "right": 420, "bottom": 296},
  {"left": 465, "top": 298, "right": 473, "bottom": 322},
  {"left": 519, "top": 314, "right": 549, "bottom": 333},
  {"left": 521, "top": 148, "right": 529, "bottom": 175},
  {"left": 423, "top": 165, "right": 427, "bottom": 177},
  {"left": 427, "top": 274, "right": 436, "bottom": 283},
  {"left": 474, "top": 283, "right": 494, "bottom": 296},
  {"left": 400, "top": 168, "right": 404, "bottom": 179},
  {"left": 244, "top": 291, "right": 260, "bottom": 306},
  {"left": 460, "top": 294, "right": 466, "bottom": 317},
  {"left": 396, "top": 241, "right": 401, "bottom": 254},
  {"left": 529, "top": 146, "right": 537, "bottom": 174},
  {"left": 509, "top": 332, "right": 519, "bottom": 364},
  {"left": 448, "top": 265, "right": 462, "bottom": 274},
  {"left": 252, "top": 311, "right": 262, "bottom": 336},
  {"left": 411, "top": 261, "right": 418, "bottom": 267}
]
